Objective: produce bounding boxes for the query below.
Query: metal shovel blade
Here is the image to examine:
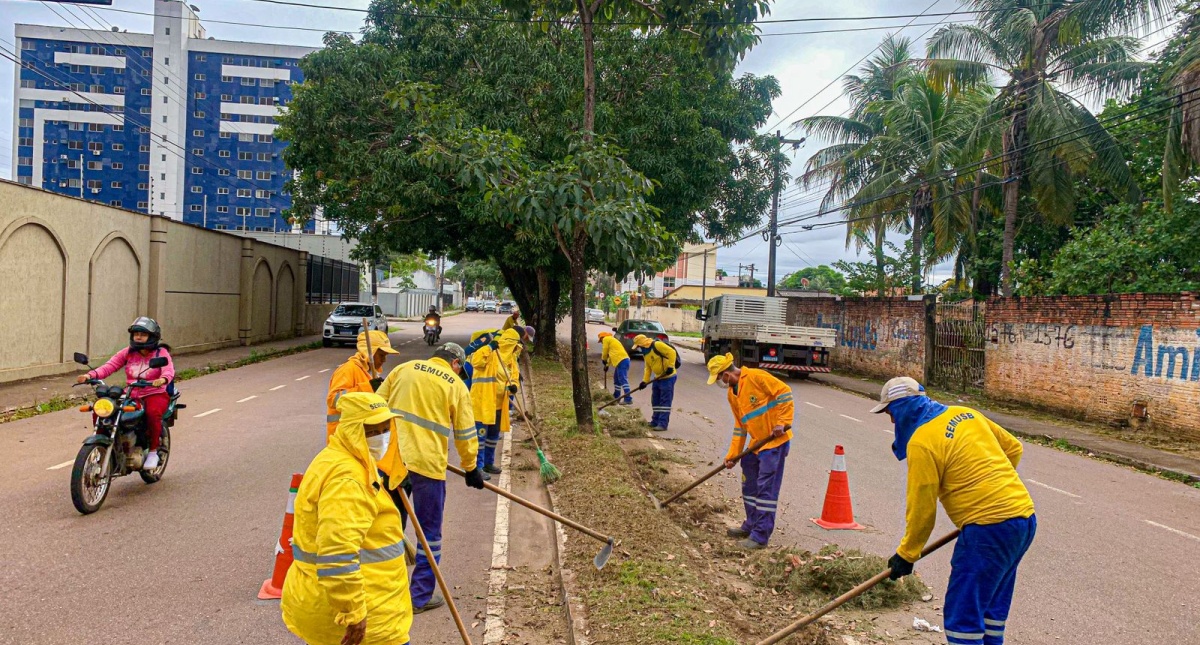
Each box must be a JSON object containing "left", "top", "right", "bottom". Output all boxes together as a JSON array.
[{"left": 593, "top": 539, "right": 614, "bottom": 570}]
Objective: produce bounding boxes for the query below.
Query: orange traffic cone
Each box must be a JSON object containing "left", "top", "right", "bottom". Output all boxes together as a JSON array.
[
  {"left": 258, "top": 472, "right": 303, "bottom": 600},
  {"left": 811, "top": 445, "right": 864, "bottom": 530}
]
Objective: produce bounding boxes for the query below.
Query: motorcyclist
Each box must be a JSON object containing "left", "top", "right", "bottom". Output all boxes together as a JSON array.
[
  {"left": 424, "top": 305, "right": 442, "bottom": 340},
  {"left": 76, "top": 317, "right": 175, "bottom": 470}
]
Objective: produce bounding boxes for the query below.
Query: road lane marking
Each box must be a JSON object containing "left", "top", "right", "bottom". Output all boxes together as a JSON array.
[
  {"left": 318, "top": 368, "right": 330, "bottom": 373},
  {"left": 1025, "top": 478, "right": 1081, "bottom": 498},
  {"left": 47, "top": 460, "right": 74, "bottom": 471},
  {"left": 295, "top": 375, "right": 310, "bottom": 381},
  {"left": 237, "top": 395, "right": 258, "bottom": 403},
  {"left": 805, "top": 402, "right": 824, "bottom": 409},
  {"left": 1144, "top": 520, "right": 1200, "bottom": 543},
  {"left": 194, "top": 408, "right": 221, "bottom": 418},
  {"left": 484, "top": 431, "right": 514, "bottom": 643},
  {"left": 839, "top": 414, "right": 862, "bottom": 423},
  {"left": 270, "top": 385, "right": 287, "bottom": 391}
]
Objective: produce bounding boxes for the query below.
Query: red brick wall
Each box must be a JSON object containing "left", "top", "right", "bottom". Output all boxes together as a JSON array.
[
  {"left": 787, "top": 296, "right": 928, "bottom": 381},
  {"left": 984, "top": 293, "right": 1200, "bottom": 439}
]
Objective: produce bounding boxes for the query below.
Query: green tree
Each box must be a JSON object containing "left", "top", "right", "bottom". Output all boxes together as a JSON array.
[
  {"left": 384, "top": 252, "right": 436, "bottom": 290},
  {"left": 780, "top": 265, "right": 850, "bottom": 295},
  {"left": 927, "top": 0, "right": 1169, "bottom": 296},
  {"left": 446, "top": 259, "right": 506, "bottom": 296},
  {"left": 1162, "top": 3, "right": 1200, "bottom": 207}
]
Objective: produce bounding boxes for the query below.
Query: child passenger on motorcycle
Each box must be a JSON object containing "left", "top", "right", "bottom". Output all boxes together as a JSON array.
[{"left": 76, "top": 317, "right": 175, "bottom": 470}]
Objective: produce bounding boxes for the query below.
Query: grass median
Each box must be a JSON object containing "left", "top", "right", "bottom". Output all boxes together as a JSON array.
[{"left": 528, "top": 353, "right": 926, "bottom": 644}]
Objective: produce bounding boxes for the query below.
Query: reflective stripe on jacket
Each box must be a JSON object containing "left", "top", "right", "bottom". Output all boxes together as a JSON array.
[
  {"left": 376, "top": 357, "right": 477, "bottom": 480},
  {"left": 725, "top": 368, "right": 794, "bottom": 462}
]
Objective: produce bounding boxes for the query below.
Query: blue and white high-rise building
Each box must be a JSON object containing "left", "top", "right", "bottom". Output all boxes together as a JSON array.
[{"left": 11, "top": 0, "right": 317, "bottom": 231}]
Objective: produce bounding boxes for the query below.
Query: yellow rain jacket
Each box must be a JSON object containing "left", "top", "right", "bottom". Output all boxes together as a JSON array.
[
  {"left": 494, "top": 329, "right": 522, "bottom": 433},
  {"left": 282, "top": 394, "right": 412, "bottom": 645},
  {"left": 325, "top": 332, "right": 398, "bottom": 437},
  {"left": 600, "top": 336, "right": 629, "bottom": 368},
  {"left": 501, "top": 313, "right": 520, "bottom": 331},
  {"left": 470, "top": 339, "right": 502, "bottom": 426},
  {"left": 641, "top": 340, "right": 678, "bottom": 384},
  {"left": 376, "top": 357, "right": 477, "bottom": 480},
  {"left": 897, "top": 407, "right": 1035, "bottom": 562},
  {"left": 725, "top": 368, "right": 795, "bottom": 462}
]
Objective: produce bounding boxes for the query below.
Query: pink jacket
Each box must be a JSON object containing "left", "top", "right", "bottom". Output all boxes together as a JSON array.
[{"left": 88, "top": 347, "right": 175, "bottom": 398}]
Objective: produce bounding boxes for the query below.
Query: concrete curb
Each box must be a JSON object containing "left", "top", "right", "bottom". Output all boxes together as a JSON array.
[{"left": 544, "top": 468, "right": 593, "bottom": 645}]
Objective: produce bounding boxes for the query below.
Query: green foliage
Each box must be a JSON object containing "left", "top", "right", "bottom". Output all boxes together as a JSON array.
[
  {"left": 446, "top": 259, "right": 506, "bottom": 296},
  {"left": 385, "top": 252, "right": 435, "bottom": 290},
  {"left": 834, "top": 239, "right": 918, "bottom": 296},
  {"left": 1041, "top": 197, "right": 1200, "bottom": 295},
  {"left": 780, "top": 264, "right": 852, "bottom": 295}
]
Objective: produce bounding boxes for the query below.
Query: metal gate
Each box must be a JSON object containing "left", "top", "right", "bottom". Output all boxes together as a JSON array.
[{"left": 930, "top": 300, "right": 986, "bottom": 391}]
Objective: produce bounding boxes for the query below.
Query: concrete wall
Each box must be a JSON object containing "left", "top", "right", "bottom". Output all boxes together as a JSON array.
[
  {"left": 618, "top": 306, "right": 703, "bottom": 333},
  {"left": 984, "top": 293, "right": 1200, "bottom": 440},
  {"left": 367, "top": 288, "right": 441, "bottom": 319},
  {"left": 0, "top": 180, "right": 314, "bottom": 383},
  {"left": 787, "top": 296, "right": 929, "bottom": 381}
]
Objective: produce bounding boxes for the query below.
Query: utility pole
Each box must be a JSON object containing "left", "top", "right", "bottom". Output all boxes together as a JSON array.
[
  {"left": 79, "top": 153, "right": 84, "bottom": 199},
  {"left": 766, "top": 131, "right": 805, "bottom": 297},
  {"left": 202, "top": 194, "right": 207, "bottom": 228},
  {"left": 738, "top": 263, "right": 757, "bottom": 288},
  {"left": 701, "top": 246, "right": 708, "bottom": 306},
  {"left": 437, "top": 256, "right": 445, "bottom": 309}
]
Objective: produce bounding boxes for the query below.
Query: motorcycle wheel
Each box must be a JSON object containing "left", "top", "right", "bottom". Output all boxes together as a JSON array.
[
  {"left": 140, "top": 425, "right": 170, "bottom": 484},
  {"left": 70, "top": 443, "right": 113, "bottom": 515}
]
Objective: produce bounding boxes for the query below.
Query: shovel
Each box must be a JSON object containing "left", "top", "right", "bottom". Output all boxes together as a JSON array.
[
  {"left": 447, "top": 464, "right": 614, "bottom": 570},
  {"left": 754, "top": 530, "right": 961, "bottom": 645},
  {"left": 655, "top": 436, "right": 775, "bottom": 509}
]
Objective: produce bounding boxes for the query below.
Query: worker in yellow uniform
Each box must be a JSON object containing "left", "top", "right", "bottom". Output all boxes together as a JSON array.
[
  {"left": 469, "top": 331, "right": 502, "bottom": 479},
  {"left": 871, "top": 376, "right": 1036, "bottom": 645},
  {"left": 632, "top": 334, "right": 678, "bottom": 431},
  {"left": 282, "top": 392, "right": 412, "bottom": 645},
  {"left": 325, "top": 330, "right": 399, "bottom": 437},
  {"left": 376, "top": 342, "right": 485, "bottom": 614},
  {"left": 599, "top": 331, "right": 632, "bottom": 404},
  {"left": 501, "top": 309, "right": 521, "bottom": 331},
  {"left": 706, "top": 353, "right": 794, "bottom": 549},
  {"left": 491, "top": 328, "right": 523, "bottom": 471}
]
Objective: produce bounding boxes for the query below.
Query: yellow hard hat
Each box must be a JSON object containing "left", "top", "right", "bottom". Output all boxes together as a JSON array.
[
  {"left": 598, "top": 331, "right": 613, "bottom": 341},
  {"left": 357, "top": 330, "right": 398, "bottom": 356},
  {"left": 706, "top": 353, "right": 735, "bottom": 385},
  {"left": 632, "top": 334, "right": 653, "bottom": 348}
]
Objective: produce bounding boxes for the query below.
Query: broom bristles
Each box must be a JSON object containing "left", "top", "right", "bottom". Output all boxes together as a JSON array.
[{"left": 537, "top": 449, "right": 562, "bottom": 483}]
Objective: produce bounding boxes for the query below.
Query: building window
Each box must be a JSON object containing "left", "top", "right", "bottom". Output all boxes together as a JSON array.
[
  {"left": 70, "top": 122, "right": 84, "bottom": 131},
  {"left": 237, "top": 170, "right": 252, "bottom": 180},
  {"left": 259, "top": 97, "right": 275, "bottom": 106},
  {"left": 162, "top": 116, "right": 168, "bottom": 123},
  {"left": 216, "top": 206, "right": 228, "bottom": 213},
  {"left": 196, "top": 54, "right": 206, "bottom": 62},
  {"left": 68, "top": 179, "right": 82, "bottom": 188},
  {"left": 140, "top": 107, "right": 151, "bottom": 114},
  {"left": 18, "top": 118, "right": 33, "bottom": 128},
  {"left": 164, "top": 57, "right": 170, "bottom": 65},
  {"left": 109, "top": 200, "right": 122, "bottom": 207},
  {"left": 19, "top": 80, "right": 35, "bottom": 89},
  {"left": 241, "top": 77, "right": 256, "bottom": 86},
  {"left": 21, "top": 41, "right": 35, "bottom": 50},
  {"left": 236, "top": 207, "right": 250, "bottom": 216},
  {"left": 191, "top": 186, "right": 202, "bottom": 193},
  {"left": 111, "top": 181, "right": 122, "bottom": 188},
  {"left": 139, "top": 144, "right": 149, "bottom": 152},
  {"left": 220, "top": 112, "right": 231, "bottom": 120},
  {"left": 221, "top": 94, "right": 232, "bottom": 101},
  {"left": 138, "top": 164, "right": 149, "bottom": 171},
  {"left": 138, "top": 183, "right": 148, "bottom": 190},
  {"left": 219, "top": 132, "right": 231, "bottom": 139},
  {"left": 138, "top": 201, "right": 148, "bottom": 209},
  {"left": 257, "top": 134, "right": 273, "bottom": 143},
  {"left": 114, "top": 124, "right": 124, "bottom": 131},
  {"left": 259, "top": 79, "right": 275, "bottom": 87},
  {"left": 256, "top": 171, "right": 271, "bottom": 180},
  {"left": 219, "top": 169, "right": 230, "bottom": 176},
  {"left": 89, "top": 142, "right": 103, "bottom": 152},
  {"left": 18, "top": 177, "right": 32, "bottom": 186},
  {"left": 141, "top": 70, "right": 150, "bottom": 77},
  {"left": 164, "top": 76, "right": 170, "bottom": 84},
  {"left": 257, "top": 152, "right": 271, "bottom": 162},
  {"left": 87, "top": 180, "right": 102, "bottom": 190},
  {"left": 162, "top": 154, "right": 167, "bottom": 161},
  {"left": 88, "top": 123, "right": 104, "bottom": 132},
  {"left": 68, "top": 141, "right": 83, "bottom": 150},
  {"left": 221, "top": 75, "right": 232, "bottom": 83},
  {"left": 194, "top": 73, "right": 205, "bottom": 81},
  {"left": 17, "top": 157, "right": 32, "bottom": 166},
  {"left": 219, "top": 150, "right": 230, "bottom": 157},
  {"left": 112, "top": 143, "right": 124, "bottom": 151},
  {"left": 237, "top": 188, "right": 251, "bottom": 198},
  {"left": 87, "top": 161, "right": 103, "bottom": 170},
  {"left": 190, "top": 205, "right": 202, "bottom": 212},
  {"left": 195, "top": 91, "right": 205, "bottom": 99},
  {"left": 89, "top": 85, "right": 103, "bottom": 93},
  {"left": 238, "top": 151, "right": 252, "bottom": 160},
  {"left": 192, "top": 148, "right": 203, "bottom": 155},
  {"left": 218, "top": 187, "right": 229, "bottom": 195},
  {"left": 115, "top": 48, "right": 124, "bottom": 55},
  {"left": 141, "top": 50, "right": 151, "bottom": 57},
  {"left": 165, "top": 27, "right": 171, "bottom": 35},
  {"left": 215, "top": 224, "right": 228, "bottom": 230},
  {"left": 193, "top": 111, "right": 205, "bottom": 118},
  {"left": 255, "top": 208, "right": 271, "bottom": 217},
  {"left": 191, "top": 167, "right": 203, "bottom": 174},
  {"left": 239, "top": 133, "right": 253, "bottom": 142},
  {"left": 139, "top": 126, "right": 148, "bottom": 133},
  {"left": 193, "top": 129, "right": 203, "bottom": 136},
  {"left": 163, "top": 96, "right": 169, "bottom": 104},
  {"left": 255, "top": 190, "right": 272, "bottom": 199},
  {"left": 67, "top": 159, "right": 80, "bottom": 169},
  {"left": 113, "top": 86, "right": 125, "bottom": 95},
  {"left": 141, "top": 88, "right": 152, "bottom": 96},
  {"left": 112, "top": 162, "right": 123, "bottom": 170}
]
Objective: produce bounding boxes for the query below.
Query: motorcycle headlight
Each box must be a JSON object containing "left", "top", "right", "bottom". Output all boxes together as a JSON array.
[
  {"left": 425, "top": 318, "right": 437, "bottom": 326},
  {"left": 93, "top": 398, "right": 116, "bottom": 419}
]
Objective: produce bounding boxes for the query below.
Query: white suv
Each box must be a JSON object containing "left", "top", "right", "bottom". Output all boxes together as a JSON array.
[{"left": 323, "top": 302, "right": 388, "bottom": 347}]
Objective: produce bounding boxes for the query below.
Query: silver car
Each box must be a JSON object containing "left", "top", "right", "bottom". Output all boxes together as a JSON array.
[
  {"left": 323, "top": 302, "right": 388, "bottom": 347},
  {"left": 586, "top": 308, "right": 605, "bottom": 324}
]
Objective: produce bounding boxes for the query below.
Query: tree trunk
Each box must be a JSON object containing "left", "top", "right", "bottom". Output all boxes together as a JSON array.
[
  {"left": 535, "top": 267, "right": 559, "bottom": 355},
  {"left": 999, "top": 112, "right": 1027, "bottom": 297},
  {"left": 568, "top": 225, "right": 593, "bottom": 432}
]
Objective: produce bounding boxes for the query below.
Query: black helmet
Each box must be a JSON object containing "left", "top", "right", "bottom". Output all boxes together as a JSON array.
[{"left": 128, "top": 316, "right": 161, "bottom": 351}]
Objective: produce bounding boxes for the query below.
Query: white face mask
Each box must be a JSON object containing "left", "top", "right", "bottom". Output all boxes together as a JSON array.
[
  {"left": 366, "top": 432, "right": 390, "bottom": 460},
  {"left": 716, "top": 379, "right": 730, "bottom": 389}
]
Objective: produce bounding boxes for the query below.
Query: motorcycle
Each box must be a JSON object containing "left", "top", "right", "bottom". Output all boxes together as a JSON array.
[
  {"left": 423, "top": 315, "right": 441, "bottom": 346},
  {"left": 68, "top": 352, "right": 185, "bottom": 515}
]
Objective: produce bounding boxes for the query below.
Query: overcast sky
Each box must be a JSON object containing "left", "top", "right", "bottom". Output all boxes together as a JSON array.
[{"left": 1, "top": 0, "right": 1173, "bottom": 285}]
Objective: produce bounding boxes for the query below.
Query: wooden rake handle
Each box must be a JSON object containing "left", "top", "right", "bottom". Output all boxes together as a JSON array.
[
  {"left": 394, "top": 487, "right": 472, "bottom": 644},
  {"left": 659, "top": 436, "right": 774, "bottom": 508}
]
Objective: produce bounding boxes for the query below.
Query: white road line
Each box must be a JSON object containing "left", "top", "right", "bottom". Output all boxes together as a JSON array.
[
  {"left": 46, "top": 460, "right": 74, "bottom": 471},
  {"left": 295, "top": 375, "right": 311, "bottom": 381},
  {"left": 1144, "top": 520, "right": 1200, "bottom": 543},
  {"left": 1025, "top": 478, "right": 1082, "bottom": 499},
  {"left": 318, "top": 368, "right": 330, "bottom": 374},
  {"left": 237, "top": 395, "right": 258, "bottom": 403},
  {"left": 804, "top": 402, "right": 824, "bottom": 409},
  {"left": 270, "top": 385, "right": 287, "bottom": 391},
  {"left": 483, "top": 431, "right": 513, "bottom": 644},
  {"left": 194, "top": 408, "right": 221, "bottom": 418},
  {"left": 839, "top": 414, "right": 862, "bottom": 423}
]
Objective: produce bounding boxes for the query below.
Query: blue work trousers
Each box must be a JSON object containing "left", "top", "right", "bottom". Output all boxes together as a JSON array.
[
  {"left": 739, "top": 441, "right": 789, "bottom": 545},
  {"left": 649, "top": 375, "right": 676, "bottom": 429},
  {"left": 611, "top": 359, "right": 632, "bottom": 404},
  {"left": 408, "top": 472, "right": 446, "bottom": 609},
  {"left": 477, "top": 421, "right": 501, "bottom": 468},
  {"left": 944, "top": 514, "right": 1037, "bottom": 645}
]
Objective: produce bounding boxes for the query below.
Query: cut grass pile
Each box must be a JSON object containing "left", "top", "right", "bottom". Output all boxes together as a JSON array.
[{"left": 748, "top": 545, "right": 928, "bottom": 611}]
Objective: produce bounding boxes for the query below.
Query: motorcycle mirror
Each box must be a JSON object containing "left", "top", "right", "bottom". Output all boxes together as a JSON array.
[
  {"left": 148, "top": 357, "right": 169, "bottom": 369},
  {"left": 73, "top": 352, "right": 89, "bottom": 365}
]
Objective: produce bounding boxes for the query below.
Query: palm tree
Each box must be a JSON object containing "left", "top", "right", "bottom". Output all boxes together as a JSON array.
[
  {"left": 1163, "top": 7, "right": 1200, "bottom": 208},
  {"left": 798, "top": 35, "right": 916, "bottom": 294},
  {"left": 927, "top": 0, "right": 1171, "bottom": 296}
]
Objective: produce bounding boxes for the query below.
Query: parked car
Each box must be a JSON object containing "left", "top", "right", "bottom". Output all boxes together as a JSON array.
[
  {"left": 323, "top": 302, "right": 388, "bottom": 347},
  {"left": 612, "top": 319, "right": 669, "bottom": 357},
  {"left": 466, "top": 298, "right": 481, "bottom": 312},
  {"left": 483, "top": 300, "right": 498, "bottom": 313},
  {"left": 498, "top": 301, "right": 514, "bottom": 314},
  {"left": 586, "top": 308, "right": 605, "bottom": 324}
]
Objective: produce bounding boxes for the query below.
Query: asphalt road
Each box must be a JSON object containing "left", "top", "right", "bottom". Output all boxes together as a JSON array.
[
  {"left": 581, "top": 326, "right": 1200, "bottom": 644},
  {"left": 0, "top": 312, "right": 520, "bottom": 645}
]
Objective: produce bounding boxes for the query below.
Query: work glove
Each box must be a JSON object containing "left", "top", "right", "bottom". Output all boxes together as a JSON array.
[
  {"left": 637, "top": 381, "right": 648, "bottom": 391},
  {"left": 464, "top": 468, "right": 486, "bottom": 490},
  {"left": 369, "top": 377, "right": 383, "bottom": 391},
  {"left": 507, "top": 384, "right": 519, "bottom": 394},
  {"left": 887, "top": 553, "right": 914, "bottom": 580},
  {"left": 662, "top": 369, "right": 675, "bottom": 379},
  {"left": 488, "top": 340, "right": 500, "bottom": 350}
]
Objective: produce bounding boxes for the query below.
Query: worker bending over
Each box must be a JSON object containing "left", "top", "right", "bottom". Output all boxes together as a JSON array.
[
  {"left": 632, "top": 334, "right": 677, "bottom": 431},
  {"left": 599, "top": 331, "right": 632, "bottom": 405}
]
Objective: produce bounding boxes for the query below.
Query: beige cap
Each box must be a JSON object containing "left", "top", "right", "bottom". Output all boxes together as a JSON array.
[{"left": 870, "top": 376, "right": 924, "bottom": 413}]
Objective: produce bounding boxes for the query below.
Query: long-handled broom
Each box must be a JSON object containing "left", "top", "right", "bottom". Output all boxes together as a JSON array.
[{"left": 497, "top": 350, "right": 560, "bottom": 484}]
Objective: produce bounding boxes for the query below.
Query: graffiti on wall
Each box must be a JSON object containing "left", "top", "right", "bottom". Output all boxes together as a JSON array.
[
  {"left": 989, "top": 322, "right": 1200, "bottom": 382},
  {"left": 814, "top": 313, "right": 923, "bottom": 352},
  {"left": 1131, "top": 325, "right": 1200, "bottom": 381}
]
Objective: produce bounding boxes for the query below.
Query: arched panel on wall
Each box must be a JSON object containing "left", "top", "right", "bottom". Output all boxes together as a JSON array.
[
  {"left": 0, "top": 219, "right": 67, "bottom": 370},
  {"left": 251, "top": 258, "right": 274, "bottom": 341},
  {"left": 87, "top": 234, "right": 142, "bottom": 358},
  {"left": 275, "top": 262, "right": 295, "bottom": 338}
]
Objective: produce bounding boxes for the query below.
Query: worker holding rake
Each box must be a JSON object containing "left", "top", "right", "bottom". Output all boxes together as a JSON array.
[
  {"left": 872, "top": 376, "right": 1036, "bottom": 645},
  {"left": 706, "top": 353, "right": 794, "bottom": 550}
]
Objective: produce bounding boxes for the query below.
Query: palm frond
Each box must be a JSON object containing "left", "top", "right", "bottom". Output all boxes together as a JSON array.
[{"left": 797, "top": 115, "right": 876, "bottom": 144}]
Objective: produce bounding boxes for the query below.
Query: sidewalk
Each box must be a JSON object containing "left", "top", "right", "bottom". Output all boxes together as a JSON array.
[
  {"left": 0, "top": 335, "right": 322, "bottom": 419},
  {"left": 671, "top": 337, "right": 1200, "bottom": 482}
]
